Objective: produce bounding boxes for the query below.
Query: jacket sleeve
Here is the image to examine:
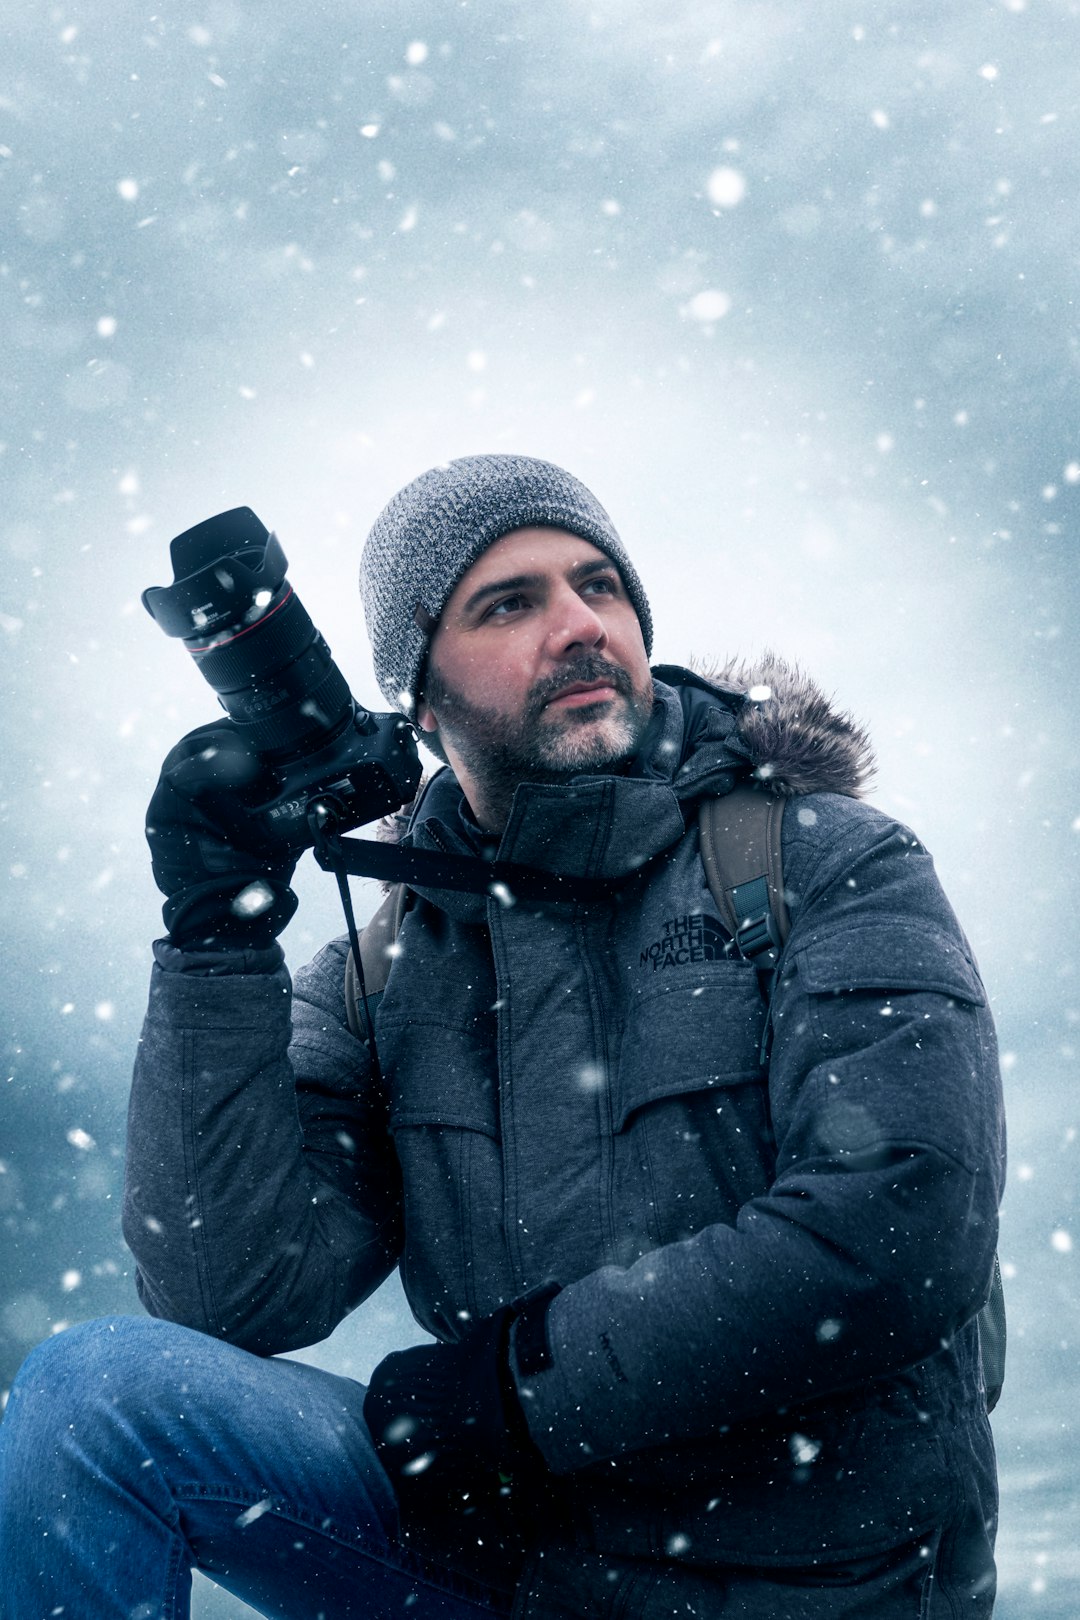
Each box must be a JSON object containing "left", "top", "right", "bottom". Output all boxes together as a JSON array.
[
  {"left": 512, "top": 796, "right": 1006, "bottom": 1472},
  {"left": 123, "top": 936, "right": 403, "bottom": 1354}
]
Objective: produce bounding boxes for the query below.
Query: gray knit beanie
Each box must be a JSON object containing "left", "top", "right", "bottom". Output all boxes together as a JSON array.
[{"left": 360, "top": 454, "right": 653, "bottom": 713}]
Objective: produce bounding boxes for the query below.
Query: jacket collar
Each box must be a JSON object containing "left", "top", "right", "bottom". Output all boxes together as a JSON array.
[{"left": 396, "top": 660, "right": 875, "bottom": 917}]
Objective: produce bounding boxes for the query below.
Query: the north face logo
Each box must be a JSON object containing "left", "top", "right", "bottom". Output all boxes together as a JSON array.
[{"left": 640, "top": 913, "right": 733, "bottom": 971}]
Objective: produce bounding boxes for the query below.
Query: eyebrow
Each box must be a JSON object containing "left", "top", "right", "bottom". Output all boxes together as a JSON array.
[{"left": 460, "top": 557, "right": 619, "bottom": 618}]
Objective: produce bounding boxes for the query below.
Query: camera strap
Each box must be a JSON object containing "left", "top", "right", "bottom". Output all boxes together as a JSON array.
[{"left": 311, "top": 829, "right": 626, "bottom": 904}]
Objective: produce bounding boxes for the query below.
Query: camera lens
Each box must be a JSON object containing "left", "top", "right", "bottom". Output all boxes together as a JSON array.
[{"left": 142, "top": 507, "right": 354, "bottom": 760}]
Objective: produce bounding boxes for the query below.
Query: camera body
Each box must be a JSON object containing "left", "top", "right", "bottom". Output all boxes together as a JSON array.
[{"left": 143, "top": 507, "right": 421, "bottom": 846}]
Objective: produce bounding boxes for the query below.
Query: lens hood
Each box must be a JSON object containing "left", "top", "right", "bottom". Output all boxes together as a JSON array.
[{"left": 142, "top": 507, "right": 289, "bottom": 641}]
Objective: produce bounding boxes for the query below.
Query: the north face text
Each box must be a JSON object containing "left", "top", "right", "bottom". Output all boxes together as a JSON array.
[{"left": 640, "top": 913, "right": 732, "bottom": 971}]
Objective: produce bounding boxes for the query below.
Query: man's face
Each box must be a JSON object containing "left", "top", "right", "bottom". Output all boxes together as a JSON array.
[{"left": 417, "top": 527, "right": 654, "bottom": 829}]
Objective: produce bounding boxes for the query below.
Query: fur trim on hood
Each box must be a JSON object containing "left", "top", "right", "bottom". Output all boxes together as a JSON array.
[
  {"left": 690, "top": 652, "right": 876, "bottom": 799},
  {"left": 378, "top": 655, "right": 875, "bottom": 849}
]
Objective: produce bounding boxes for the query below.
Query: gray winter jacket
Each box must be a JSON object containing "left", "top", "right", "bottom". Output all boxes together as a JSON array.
[{"left": 125, "top": 663, "right": 1005, "bottom": 1608}]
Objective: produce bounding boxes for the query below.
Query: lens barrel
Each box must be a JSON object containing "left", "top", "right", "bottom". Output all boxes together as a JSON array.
[{"left": 142, "top": 507, "right": 354, "bottom": 760}]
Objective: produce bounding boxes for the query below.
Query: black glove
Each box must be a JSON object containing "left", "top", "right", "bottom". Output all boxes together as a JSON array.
[
  {"left": 146, "top": 720, "right": 301, "bottom": 950},
  {"left": 364, "top": 1296, "right": 560, "bottom": 1579}
]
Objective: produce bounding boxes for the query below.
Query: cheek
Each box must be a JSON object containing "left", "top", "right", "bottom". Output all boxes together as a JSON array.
[
  {"left": 611, "top": 620, "right": 651, "bottom": 685},
  {"left": 438, "top": 640, "right": 533, "bottom": 710},
  {"left": 488, "top": 633, "right": 537, "bottom": 679}
]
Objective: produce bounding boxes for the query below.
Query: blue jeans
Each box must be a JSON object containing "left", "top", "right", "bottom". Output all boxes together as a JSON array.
[
  {"left": 0, "top": 1316, "right": 509, "bottom": 1620},
  {"left": 0, "top": 1316, "right": 998, "bottom": 1619}
]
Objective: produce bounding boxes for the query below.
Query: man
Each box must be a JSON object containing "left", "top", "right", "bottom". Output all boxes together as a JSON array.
[{"left": 0, "top": 455, "right": 1004, "bottom": 1617}]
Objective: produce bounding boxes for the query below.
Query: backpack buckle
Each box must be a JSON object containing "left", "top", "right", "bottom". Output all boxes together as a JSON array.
[
  {"left": 730, "top": 874, "right": 783, "bottom": 966},
  {"left": 736, "top": 910, "right": 782, "bottom": 966}
]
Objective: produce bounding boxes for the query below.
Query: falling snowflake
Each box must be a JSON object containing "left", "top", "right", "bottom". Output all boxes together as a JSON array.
[
  {"left": 577, "top": 1062, "right": 606, "bottom": 1093},
  {"left": 685, "top": 289, "right": 732, "bottom": 322},
  {"left": 789, "top": 1433, "right": 822, "bottom": 1465},
  {"left": 235, "top": 1498, "right": 273, "bottom": 1528},
  {"left": 231, "top": 881, "right": 274, "bottom": 918},
  {"left": 706, "top": 167, "right": 746, "bottom": 208}
]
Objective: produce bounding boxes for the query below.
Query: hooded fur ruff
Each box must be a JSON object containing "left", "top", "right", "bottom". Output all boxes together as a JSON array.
[
  {"left": 379, "top": 654, "right": 875, "bottom": 849},
  {"left": 691, "top": 652, "right": 876, "bottom": 799}
]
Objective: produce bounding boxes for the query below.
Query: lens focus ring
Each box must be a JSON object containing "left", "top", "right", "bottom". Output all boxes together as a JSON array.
[
  {"left": 231, "top": 663, "right": 354, "bottom": 755},
  {"left": 191, "top": 590, "right": 353, "bottom": 757}
]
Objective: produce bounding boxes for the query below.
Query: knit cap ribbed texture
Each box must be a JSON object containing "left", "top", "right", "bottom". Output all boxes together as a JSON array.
[{"left": 359, "top": 454, "right": 653, "bottom": 712}]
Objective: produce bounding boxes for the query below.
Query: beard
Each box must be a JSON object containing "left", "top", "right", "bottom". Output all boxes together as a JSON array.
[{"left": 424, "top": 653, "right": 655, "bottom": 829}]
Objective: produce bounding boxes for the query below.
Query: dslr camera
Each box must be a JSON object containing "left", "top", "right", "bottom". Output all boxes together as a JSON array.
[{"left": 143, "top": 507, "right": 421, "bottom": 847}]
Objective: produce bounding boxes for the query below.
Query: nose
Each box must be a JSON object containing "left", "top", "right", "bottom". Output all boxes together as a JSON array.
[{"left": 544, "top": 582, "right": 608, "bottom": 659}]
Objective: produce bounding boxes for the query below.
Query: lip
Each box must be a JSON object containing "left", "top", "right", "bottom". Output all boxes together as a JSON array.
[{"left": 546, "top": 681, "right": 618, "bottom": 709}]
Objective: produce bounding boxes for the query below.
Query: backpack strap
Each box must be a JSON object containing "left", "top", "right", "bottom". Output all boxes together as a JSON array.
[
  {"left": 698, "top": 783, "right": 789, "bottom": 965},
  {"left": 344, "top": 883, "right": 409, "bottom": 1041}
]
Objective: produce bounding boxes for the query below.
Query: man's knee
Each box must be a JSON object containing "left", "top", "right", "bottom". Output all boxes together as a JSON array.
[{"left": 5, "top": 1315, "right": 218, "bottom": 1446}]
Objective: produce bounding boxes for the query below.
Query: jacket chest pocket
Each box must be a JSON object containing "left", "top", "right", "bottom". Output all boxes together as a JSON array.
[{"left": 613, "top": 969, "right": 775, "bottom": 1247}]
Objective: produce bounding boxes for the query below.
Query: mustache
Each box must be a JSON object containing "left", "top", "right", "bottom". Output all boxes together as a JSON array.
[{"left": 526, "top": 656, "right": 635, "bottom": 718}]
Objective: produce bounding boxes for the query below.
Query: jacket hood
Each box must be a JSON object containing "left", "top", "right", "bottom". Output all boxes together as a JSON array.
[
  {"left": 675, "top": 652, "right": 875, "bottom": 799},
  {"left": 381, "top": 654, "right": 875, "bottom": 850},
  {"left": 370, "top": 657, "right": 876, "bottom": 916}
]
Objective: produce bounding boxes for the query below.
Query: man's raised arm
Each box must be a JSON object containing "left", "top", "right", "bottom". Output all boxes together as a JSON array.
[{"left": 123, "top": 723, "right": 403, "bottom": 1354}]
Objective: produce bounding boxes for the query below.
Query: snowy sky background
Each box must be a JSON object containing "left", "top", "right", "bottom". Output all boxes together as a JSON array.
[{"left": 2, "top": 2, "right": 1078, "bottom": 1612}]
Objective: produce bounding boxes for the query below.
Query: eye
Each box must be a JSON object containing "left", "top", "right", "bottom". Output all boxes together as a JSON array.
[
  {"left": 484, "top": 592, "right": 528, "bottom": 619},
  {"left": 582, "top": 575, "right": 619, "bottom": 598}
]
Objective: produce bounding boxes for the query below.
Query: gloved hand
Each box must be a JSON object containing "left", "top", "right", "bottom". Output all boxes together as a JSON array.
[
  {"left": 364, "top": 1299, "right": 559, "bottom": 1575},
  {"left": 146, "top": 720, "right": 301, "bottom": 949}
]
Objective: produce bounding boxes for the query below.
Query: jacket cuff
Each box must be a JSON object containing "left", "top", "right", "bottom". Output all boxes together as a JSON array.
[
  {"left": 144, "top": 950, "right": 291, "bottom": 1032},
  {"left": 152, "top": 937, "right": 285, "bottom": 976}
]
